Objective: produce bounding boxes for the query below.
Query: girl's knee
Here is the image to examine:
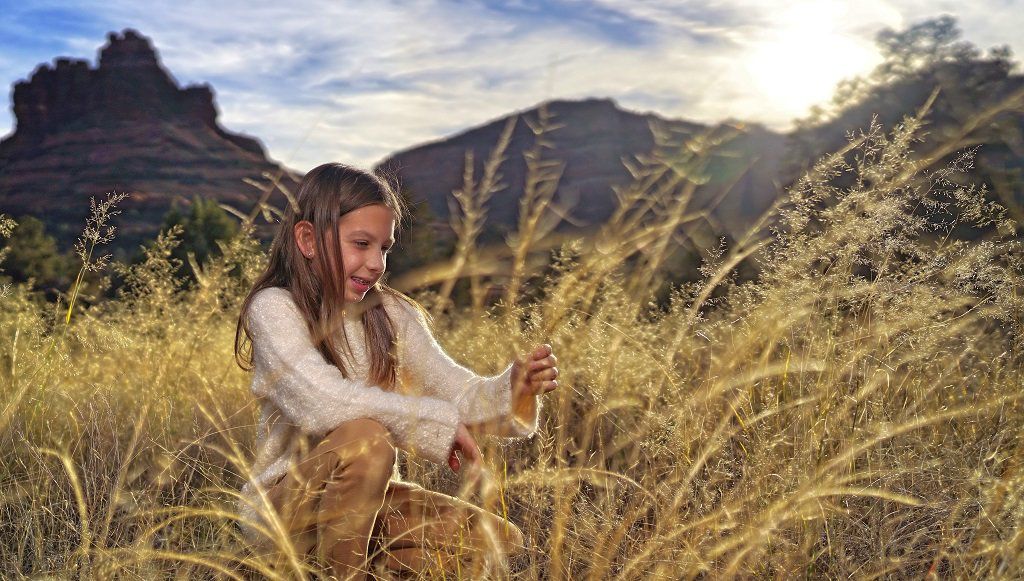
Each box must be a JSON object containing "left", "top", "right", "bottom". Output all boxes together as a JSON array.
[
  {"left": 320, "top": 418, "right": 396, "bottom": 476},
  {"left": 322, "top": 418, "right": 393, "bottom": 452}
]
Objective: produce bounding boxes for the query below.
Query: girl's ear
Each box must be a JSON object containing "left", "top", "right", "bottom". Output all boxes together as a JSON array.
[{"left": 294, "top": 220, "right": 316, "bottom": 259}]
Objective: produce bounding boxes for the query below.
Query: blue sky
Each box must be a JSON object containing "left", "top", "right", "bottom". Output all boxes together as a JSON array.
[{"left": 1, "top": 0, "right": 1021, "bottom": 170}]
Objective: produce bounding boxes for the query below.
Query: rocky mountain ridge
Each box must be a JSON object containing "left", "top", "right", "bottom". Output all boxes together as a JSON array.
[
  {"left": 378, "top": 98, "right": 786, "bottom": 242},
  {"left": 0, "top": 29, "right": 785, "bottom": 255},
  {"left": 0, "top": 29, "right": 296, "bottom": 252}
]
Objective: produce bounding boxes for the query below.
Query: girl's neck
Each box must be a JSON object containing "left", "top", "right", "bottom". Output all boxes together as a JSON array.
[{"left": 342, "top": 291, "right": 384, "bottom": 322}]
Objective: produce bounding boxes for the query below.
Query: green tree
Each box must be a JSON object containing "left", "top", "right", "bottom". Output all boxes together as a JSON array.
[
  {"left": 875, "top": 15, "right": 984, "bottom": 81},
  {"left": 0, "top": 215, "right": 73, "bottom": 290},
  {"left": 802, "top": 15, "right": 1013, "bottom": 126},
  {"left": 158, "top": 196, "right": 239, "bottom": 282}
]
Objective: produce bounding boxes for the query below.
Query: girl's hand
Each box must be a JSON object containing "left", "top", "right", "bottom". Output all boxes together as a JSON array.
[
  {"left": 511, "top": 344, "right": 559, "bottom": 417},
  {"left": 448, "top": 423, "right": 481, "bottom": 474}
]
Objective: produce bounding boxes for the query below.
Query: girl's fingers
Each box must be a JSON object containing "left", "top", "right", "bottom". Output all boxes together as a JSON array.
[
  {"left": 528, "top": 355, "right": 557, "bottom": 371},
  {"left": 531, "top": 380, "right": 557, "bottom": 394},
  {"left": 516, "top": 346, "right": 559, "bottom": 397},
  {"left": 532, "top": 367, "right": 558, "bottom": 381},
  {"left": 524, "top": 378, "right": 558, "bottom": 396}
]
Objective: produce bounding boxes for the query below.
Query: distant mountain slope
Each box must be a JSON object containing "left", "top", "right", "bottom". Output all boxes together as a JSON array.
[
  {"left": 378, "top": 98, "right": 788, "bottom": 243},
  {"left": 0, "top": 29, "right": 298, "bottom": 252}
]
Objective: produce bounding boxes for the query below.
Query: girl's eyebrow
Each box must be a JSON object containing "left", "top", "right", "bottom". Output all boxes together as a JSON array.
[{"left": 349, "top": 229, "right": 396, "bottom": 245}]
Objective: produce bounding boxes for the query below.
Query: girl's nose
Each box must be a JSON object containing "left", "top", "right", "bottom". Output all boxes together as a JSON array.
[{"left": 368, "top": 252, "right": 385, "bottom": 272}]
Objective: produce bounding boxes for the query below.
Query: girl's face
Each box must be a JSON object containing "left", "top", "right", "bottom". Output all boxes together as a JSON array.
[{"left": 336, "top": 203, "right": 396, "bottom": 303}]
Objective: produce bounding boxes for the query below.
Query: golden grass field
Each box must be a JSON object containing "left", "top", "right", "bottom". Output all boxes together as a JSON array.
[{"left": 1, "top": 101, "right": 1023, "bottom": 579}]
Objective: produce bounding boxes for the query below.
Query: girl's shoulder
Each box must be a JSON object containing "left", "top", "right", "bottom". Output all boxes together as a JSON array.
[
  {"left": 250, "top": 286, "right": 296, "bottom": 310},
  {"left": 245, "top": 286, "right": 301, "bottom": 328},
  {"left": 380, "top": 288, "right": 431, "bottom": 328}
]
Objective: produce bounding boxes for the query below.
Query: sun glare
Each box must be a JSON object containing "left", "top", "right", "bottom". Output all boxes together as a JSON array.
[{"left": 743, "top": 1, "right": 881, "bottom": 121}]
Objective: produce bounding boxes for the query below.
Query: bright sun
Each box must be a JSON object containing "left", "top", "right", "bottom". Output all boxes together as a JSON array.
[{"left": 743, "top": 1, "right": 881, "bottom": 121}]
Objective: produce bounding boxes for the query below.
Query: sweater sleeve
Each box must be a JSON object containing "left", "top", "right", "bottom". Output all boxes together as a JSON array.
[
  {"left": 246, "top": 288, "right": 460, "bottom": 465},
  {"left": 393, "top": 297, "right": 541, "bottom": 438}
]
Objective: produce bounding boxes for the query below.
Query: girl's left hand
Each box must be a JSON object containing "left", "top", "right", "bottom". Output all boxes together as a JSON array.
[
  {"left": 448, "top": 423, "right": 481, "bottom": 474},
  {"left": 511, "top": 344, "right": 559, "bottom": 404}
]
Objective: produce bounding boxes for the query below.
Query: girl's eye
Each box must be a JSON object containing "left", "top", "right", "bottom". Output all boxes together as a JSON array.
[{"left": 355, "top": 240, "right": 392, "bottom": 254}]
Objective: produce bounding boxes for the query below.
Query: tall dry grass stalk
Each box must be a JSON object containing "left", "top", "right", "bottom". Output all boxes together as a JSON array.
[
  {"left": 1, "top": 91, "right": 1023, "bottom": 579},
  {"left": 504, "top": 104, "right": 567, "bottom": 311},
  {"left": 433, "top": 116, "right": 517, "bottom": 317}
]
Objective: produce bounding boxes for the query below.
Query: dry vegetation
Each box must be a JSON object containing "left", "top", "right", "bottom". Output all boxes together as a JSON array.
[{"left": 1, "top": 97, "right": 1023, "bottom": 579}]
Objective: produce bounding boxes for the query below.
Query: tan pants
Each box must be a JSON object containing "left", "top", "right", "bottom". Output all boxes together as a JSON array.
[{"left": 262, "top": 418, "right": 525, "bottom": 579}]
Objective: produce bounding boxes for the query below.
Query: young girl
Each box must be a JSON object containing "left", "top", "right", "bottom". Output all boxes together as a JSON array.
[{"left": 234, "top": 163, "right": 559, "bottom": 579}]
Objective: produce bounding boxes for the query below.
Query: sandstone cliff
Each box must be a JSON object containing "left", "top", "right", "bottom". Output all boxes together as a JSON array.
[{"left": 0, "top": 29, "right": 297, "bottom": 252}]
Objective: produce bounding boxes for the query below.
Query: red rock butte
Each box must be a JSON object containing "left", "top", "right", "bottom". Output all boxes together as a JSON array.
[{"left": 0, "top": 29, "right": 298, "bottom": 251}]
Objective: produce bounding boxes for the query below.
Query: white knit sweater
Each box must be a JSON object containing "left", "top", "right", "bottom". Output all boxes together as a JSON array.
[{"left": 237, "top": 286, "right": 540, "bottom": 534}]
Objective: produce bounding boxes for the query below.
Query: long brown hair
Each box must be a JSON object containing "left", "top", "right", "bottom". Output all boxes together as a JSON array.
[{"left": 234, "top": 163, "right": 412, "bottom": 389}]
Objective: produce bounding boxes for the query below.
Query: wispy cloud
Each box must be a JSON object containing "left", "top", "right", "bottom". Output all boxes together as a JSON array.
[{"left": 0, "top": 0, "right": 1020, "bottom": 171}]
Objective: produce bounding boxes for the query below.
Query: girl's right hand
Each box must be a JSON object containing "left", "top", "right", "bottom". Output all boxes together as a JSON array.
[{"left": 448, "top": 423, "right": 481, "bottom": 474}]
